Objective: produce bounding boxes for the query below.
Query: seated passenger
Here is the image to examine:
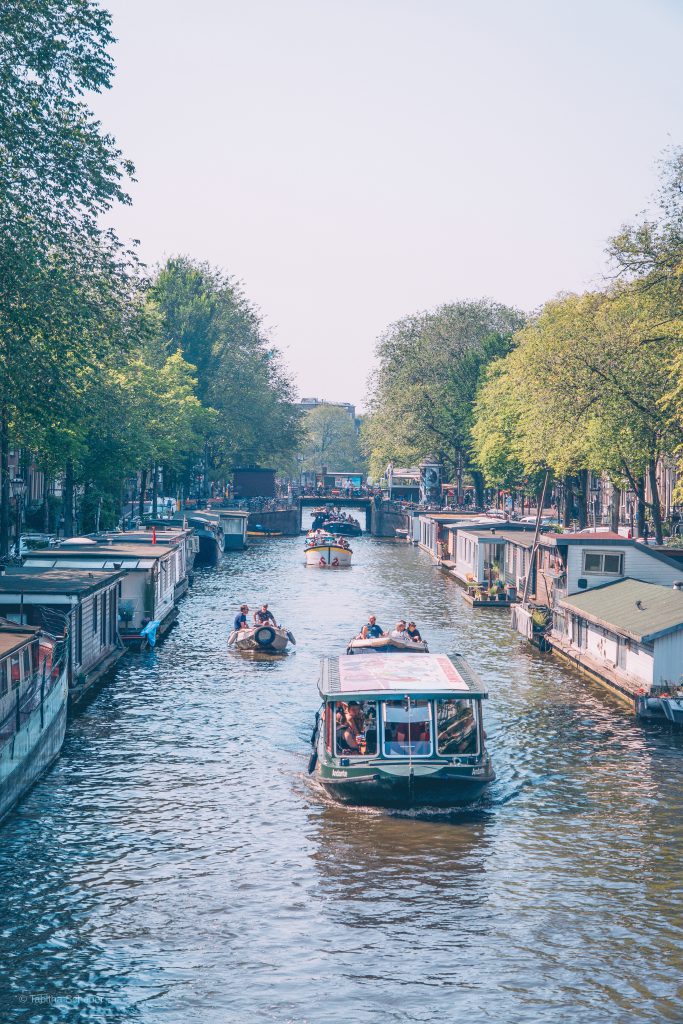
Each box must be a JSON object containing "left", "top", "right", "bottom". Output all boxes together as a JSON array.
[
  {"left": 390, "top": 620, "right": 409, "bottom": 639},
  {"left": 254, "top": 603, "right": 276, "bottom": 626},
  {"left": 406, "top": 621, "right": 422, "bottom": 642},
  {"left": 337, "top": 701, "right": 365, "bottom": 753},
  {"left": 233, "top": 604, "right": 249, "bottom": 632},
  {"left": 360, "top": 615, "right": 384, "bottom": 639}
]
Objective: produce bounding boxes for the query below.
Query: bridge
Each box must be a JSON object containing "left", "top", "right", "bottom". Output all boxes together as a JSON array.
[{"left": 297, "top": 495, "right": 375, "bottom": 531}]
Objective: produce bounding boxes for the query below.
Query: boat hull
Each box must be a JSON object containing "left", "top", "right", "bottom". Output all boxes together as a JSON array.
[
  {"left": 316, "top": 760, "right": 494, "bottom": 808},
  {"left": 228, "top": 625, "right": 293, "bottom": 653},
  {"left": 321, "top": 520, "right": 362, "bottom": 537},
  {"left": 305, "top": 545, "right": 352, "bottom": 568},
  {"left": 195, "top": 531, "right": 223, "bottom": 565},
  {"left": 661, "top": 696, "right": 683, "bottom": 726},
  {"left": 347, "top": 636, "right": 428, "bottom": 654},
  {"left": 0, "top": 669, "right": 68, "bottom": 823}
]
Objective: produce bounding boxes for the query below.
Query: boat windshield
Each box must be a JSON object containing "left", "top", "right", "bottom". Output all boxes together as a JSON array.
[
  {"left": 436, "top": 698, "right": 479, "bottom": 755},
  {"left": 382, "top": 699, "right": 432, "bottom": 757},
  {"left": 335, "top": 700, "right": 377, "bottom": 757}
]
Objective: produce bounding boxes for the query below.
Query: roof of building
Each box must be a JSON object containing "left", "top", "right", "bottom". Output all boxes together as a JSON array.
[
  {"left": 0, "top": 568, "right": 123, "bottom": 597},
  {"left": 540, "top": 532, "right": 683, "bottom": 572},
  {"left": 0, "top": 620, "right": 40, "bottom": 658},
  {"left": 560, "top": 579, "right": 683, "bottom": 643}
]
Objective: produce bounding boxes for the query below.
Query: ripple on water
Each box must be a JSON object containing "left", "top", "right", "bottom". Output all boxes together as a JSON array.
[{"left": 0, "top": 531, "right": 682, "bottom": 1024}]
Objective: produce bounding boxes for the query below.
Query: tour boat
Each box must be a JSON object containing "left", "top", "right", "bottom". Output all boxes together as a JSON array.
[
  {"left": 321, "top": 517, "right": 362, "bottom": 537},
  {"left": 304, "top": 532, "right": 353, "bottom": 568},
  {"left": 228, "top": 623, "right": 295, "bottom": 653},
  {"left": 346, "top": 635, "right": 429, "bottom": 654},
  {"left": 309, "top": 652, "right": 494, "bottom": 807}
]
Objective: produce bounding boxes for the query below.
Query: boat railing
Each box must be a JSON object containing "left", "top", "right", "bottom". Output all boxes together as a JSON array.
[{"left": 0, "top": 651, "right": 66, "bottom": 751}]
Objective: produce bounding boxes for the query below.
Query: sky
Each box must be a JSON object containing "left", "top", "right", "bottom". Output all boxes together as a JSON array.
[{"left": 92, "top": 0, "right": 683, "bottom": 410}]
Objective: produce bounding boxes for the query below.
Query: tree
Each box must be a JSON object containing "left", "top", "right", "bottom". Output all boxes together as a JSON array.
[
  {"left": 364, "top": 300, "right": 524, "bottom": 503},
  {"left": 0, "top": 0, "right": 136, "bottom": 552},
  {"left": 301, "top": 406, "right": 364, "bottom": 473}
]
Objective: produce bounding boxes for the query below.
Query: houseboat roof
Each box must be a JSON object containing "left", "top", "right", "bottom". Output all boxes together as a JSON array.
[
  {"left": 0, "top": 568, "right": 123, "bottom": 597},
  {"left": 560, "top": 579, "right": 683, "bottom": 643},
  {"left": 540, "top": 533, "right": 683, "bottom": 572},
  {"left": 28, "top": 542, "right": 174, "bottom": 559},
  {"left": 458, "top": 528, "right": 537, "bottom": 545},
  {"left": 0, "top": 620, "right": 40, "bottom": 658},
  {"left": 319, "top": 653, "right": 488, "bottom": 699}
]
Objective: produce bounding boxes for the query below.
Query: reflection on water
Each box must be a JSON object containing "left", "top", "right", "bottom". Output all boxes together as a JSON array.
[{"left": 0, "top": 523, "right": 682, "bottom": 1023}]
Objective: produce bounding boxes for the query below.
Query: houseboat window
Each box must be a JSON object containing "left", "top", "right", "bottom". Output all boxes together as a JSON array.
[
  {"left": 583, "top": 551, "right": 623, "bottom": 576},
  {"left": 0, "top": 661, "right": 8, "bottom": 696},
  {"left": 436, "top": 699, "right": 479, "bottom": 755},
  {"left": 93, "top": 595, "right": 98, "bottom": 634},
  {"left": 10, "top": 653, "right": 20, "bottom": 688},
  {"left": 335, "top": 701, "right": 377, "bottom": 756},
  {"left": 382, "top": 700, "right": 432, "bottom": 757},
  {"left": 22, "top": 647, "right": 31, "bottom": 678}
]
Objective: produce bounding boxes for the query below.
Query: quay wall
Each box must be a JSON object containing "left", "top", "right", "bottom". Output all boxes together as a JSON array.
[
  {"left": 248, "top": 509, "right": 300, "bottom": 536},
  {"left": 371, "top": 510, "right": 412, "bottom": 538}
]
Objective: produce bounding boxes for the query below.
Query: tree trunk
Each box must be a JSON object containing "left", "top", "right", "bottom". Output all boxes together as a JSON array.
[
  {"left": 152, "top": 463, "right": 159, "bottom": 517},
  {"left": 635, "top": 476, "right": 646, "bottom": 538},
  {"left": 471, "top": 470, "right": 484, "bottom": 509},
  {"left": 648, "top": 460, "right": 663, "bottom": 544},
  {"left": 576, "top": 470, "right": 588, "bottom": 530},
  {"left": 562, "top": 475, "right": 572, "bottom": 527},
  {"left": 42, "top": 478, "right": 50, "bottom": 533},
  {"left": 0, "top": 411, "right": 9, "bottom": 558},
  {"left": 138, "top": 467, "right": 148, "bottom": 519},
  {"left": 610, "top": 485, "right": 621, "bottom": 533},
  {"left": 64, "top": 461, "right": 75, "bottom": 538}
]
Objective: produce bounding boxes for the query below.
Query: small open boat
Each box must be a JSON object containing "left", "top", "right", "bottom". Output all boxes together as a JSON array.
[
  {"left": 228, "top": 624, "right": 295, "bottom": 653},
  {"left": 309, "top": 652, "right": 494, "bottom": 807},
  {"left": 347, "top": 635, "right": 429, "bottom": 654},
  {"left": 304, "top": 531, "right": 352, "bottom": 568}
]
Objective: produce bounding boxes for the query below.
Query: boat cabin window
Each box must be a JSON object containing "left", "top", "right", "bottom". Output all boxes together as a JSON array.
[
  {"left": 382, "top": 699, "right": 433, "bottom": 757},
  {"left": 10, "top": 653, "right": 21, "bottom": 689},
  {"left": 335, "top": 700, "right": 377, "bottom": 757},
  {"left": 436, "top": 698, "right": 479, "bottom": 755}
]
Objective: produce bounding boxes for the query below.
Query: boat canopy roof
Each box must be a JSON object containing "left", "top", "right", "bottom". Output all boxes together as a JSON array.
[{"left": 319, "top": 653, "right": 487, "bottom": 700}]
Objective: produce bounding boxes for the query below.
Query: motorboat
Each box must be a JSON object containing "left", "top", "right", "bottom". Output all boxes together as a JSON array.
[
  {"left": 304, "top": 531, "right": 353, "bottom": 568},
  {"left": 347, "top": 635, "right": 429, "bottom": 654},
  {"left": 309, "top": 652, "right": 495, "bottom": 807},
  {"left": 228, "top": 623, "right": 296, "bottom": 653}
]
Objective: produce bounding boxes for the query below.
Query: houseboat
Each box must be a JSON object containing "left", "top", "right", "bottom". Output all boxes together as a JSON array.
[
  {"left": 23, "top": 542, "right": 180, "bottom": 652},
  {"left": 309, "top": 653, "right": 494, "bottom": 807},
  {"left": 99, "top": 525, "right": 197, "bottom": 600},
  {"left": 304, "top": 532, "right": 353, "bottom": 568},
  {"left": 0, "top": 620, "right": 69, "bottom": 822},
  {"left": 186, "top": 512, "right": 224, "bottom": 564},
  {"left": 0, "top": 568, "right": 125, "bottom": 704},
  {"left": 217, "top": 510, "right": 249, "bottom": 551}
]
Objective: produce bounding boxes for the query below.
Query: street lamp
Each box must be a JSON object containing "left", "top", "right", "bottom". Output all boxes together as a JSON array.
[{"left": 10, "top": 476, "right": 25, "bottom": 556}]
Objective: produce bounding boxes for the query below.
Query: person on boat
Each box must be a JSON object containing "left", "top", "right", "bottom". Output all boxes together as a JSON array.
[
  {"left": 390, "top": 620, "right": 409, "bottom": 640},
  {"left": 406, "top": 621, "right": 422, "bottom": 642},
  {"left": 336, "top": 701, "right": 365, "bottom": 753},
  {"left": 254, "top": 603, "right": 276, "bottom": 626},
  {"left": 233, "top": 604, "right": 249, "bottom": 632},
  {"left": 360, "top": 615, "right": 384, "bottom": 639}
]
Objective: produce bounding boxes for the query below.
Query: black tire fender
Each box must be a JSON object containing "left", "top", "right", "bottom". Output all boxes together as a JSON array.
[{"left": 254, "top": 626, "right": 276, "bottom": 647}]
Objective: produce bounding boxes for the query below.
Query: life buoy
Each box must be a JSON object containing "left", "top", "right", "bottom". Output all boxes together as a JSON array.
[
  {"left": 319, "top": 556, "right": 326, "bottom": 567},
  {"left": 254, "top": 625, "right": 276, "bottom": 647},
  {"left": 332, "top": 557, "right": 340, "bottom": 567}
]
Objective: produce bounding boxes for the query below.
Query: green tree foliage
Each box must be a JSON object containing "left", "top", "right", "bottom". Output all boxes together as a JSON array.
[
  {"left": 150, "top": 257, "right": 302, "bottom": 477},
  {"left": 364, "top": 300, "right": 524, "bottom": 500},
  {"left": 301, "top": 405, "right": 365, "bottom": 473}
]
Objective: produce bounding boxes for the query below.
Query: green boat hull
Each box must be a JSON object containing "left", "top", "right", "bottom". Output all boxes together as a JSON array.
[{"left": 316, "top": 758, "right": 494, "bottom": 808}]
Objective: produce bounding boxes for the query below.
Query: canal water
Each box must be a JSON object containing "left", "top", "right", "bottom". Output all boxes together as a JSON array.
[{"left": 1, "top": 527, "right": 682, "bottom": 1023}]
